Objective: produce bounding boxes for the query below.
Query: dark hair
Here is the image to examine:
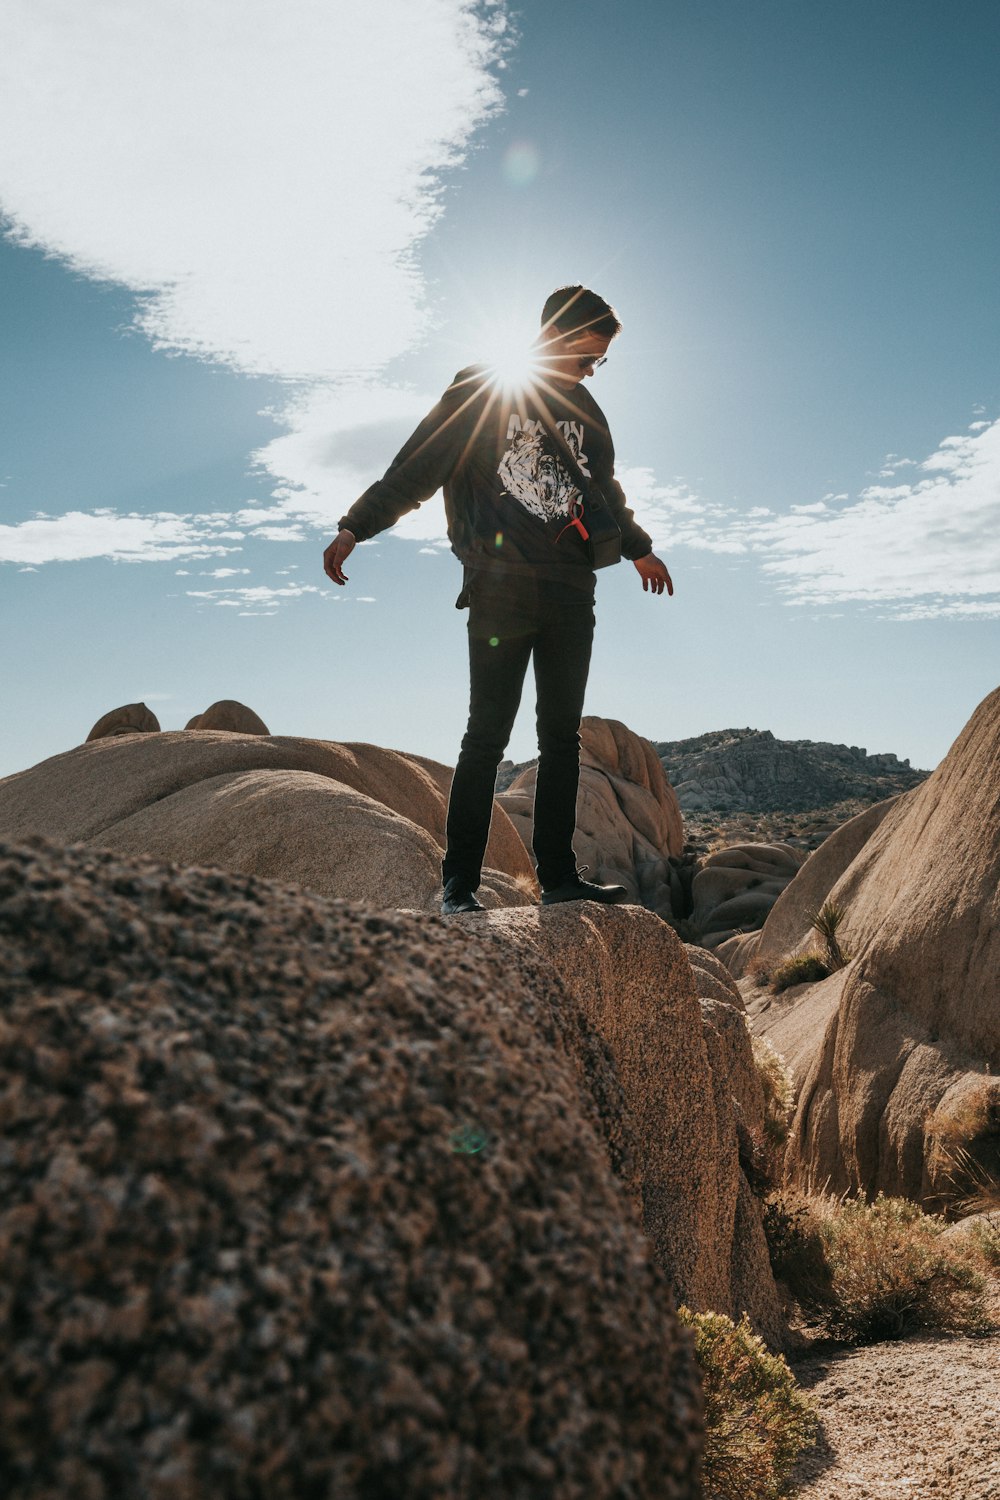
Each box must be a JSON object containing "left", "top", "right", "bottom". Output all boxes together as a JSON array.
[{"left": 541, "top": 285, "right": 622, "bottom": 340}]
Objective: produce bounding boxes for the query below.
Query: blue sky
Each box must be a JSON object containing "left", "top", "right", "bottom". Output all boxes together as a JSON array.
[{"left": 2, "top": 0, "right": 999, "bottom": 779}]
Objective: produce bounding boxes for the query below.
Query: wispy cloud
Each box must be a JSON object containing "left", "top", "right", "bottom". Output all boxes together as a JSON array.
[
  {"left": 185, "top": 581, "right": 322, "bottom": 615},
  {"left": 749, "top": 415, "right": 1000, "bottom": 615},
  {"left": 616, "top": 465, "right": 747, "bottom": 555},
  {"left": 0, "top": 0, "right": 510, "bottom": 567},
  {"left": 0, "top": 510, "right": 244, "bottom": 565}
]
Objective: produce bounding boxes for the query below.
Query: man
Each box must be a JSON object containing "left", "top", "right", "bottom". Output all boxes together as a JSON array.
[{"left": 323, "top": 285, "right": 673, "bottom": 914}]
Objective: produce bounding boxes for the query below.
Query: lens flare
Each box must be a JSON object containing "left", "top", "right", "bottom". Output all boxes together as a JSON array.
[{"left": 503, "top": 140, "right": 540, "bottom": 186}]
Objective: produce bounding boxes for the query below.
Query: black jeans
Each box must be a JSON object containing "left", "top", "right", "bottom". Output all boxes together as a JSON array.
[{"left": 443, "top": 572, "right": 595, "bottom": 891}]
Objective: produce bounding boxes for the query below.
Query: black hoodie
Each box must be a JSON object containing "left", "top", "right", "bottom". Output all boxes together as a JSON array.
[{"left": 338, "top": 365, "right": 653, "bottom": 593}]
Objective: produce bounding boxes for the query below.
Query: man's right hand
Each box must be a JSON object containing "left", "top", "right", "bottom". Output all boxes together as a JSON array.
[{"left": 323, "top": 529, "right": 356, "bottom": 586}]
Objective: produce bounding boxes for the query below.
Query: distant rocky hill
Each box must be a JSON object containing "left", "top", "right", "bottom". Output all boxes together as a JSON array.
[
  {"left": 498, "top": 727, "right": 928, "bottom": 819},
  {"left": 651, "top": 728, "right": 927, "bottom": 815}
]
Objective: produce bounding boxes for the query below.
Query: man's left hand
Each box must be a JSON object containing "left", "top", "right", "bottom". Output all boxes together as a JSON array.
[{"left": 634, "top": 554, "right": 673, "bottom": 596}]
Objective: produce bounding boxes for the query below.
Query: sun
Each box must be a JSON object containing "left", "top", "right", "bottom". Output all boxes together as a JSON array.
[{"left": 480, "top": 324, "right": 543, "bottom": 391}]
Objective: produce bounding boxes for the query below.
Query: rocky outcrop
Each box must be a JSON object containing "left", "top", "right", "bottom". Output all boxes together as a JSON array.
[
  {"left": 771, "top": 687, "right": 1000, "bottom": 1204},
  {"left": 85, "top": 702, "right": 161, "bottom": 740},
  {"left": 655, "top": 727, "right": 926, "bottom": 814},
  {"left": 497, "top": 717, "right": 684, "bottom": 917},
  {"left": 754, "top": 797, "right": 901, "bottom": 965},
  {"left": 685, "top": 944, "right": 746, "bottom": 1009},
  {"left": 463, "top": 907, "right": 783, "bottom": 1347},
  {"left": 691, "top": 842, "right": 804, "bottom": 948},
  {"left": 715, "top": 797, "right": 901, "bottom": 977},
  {"left": 185, "top": 699, "right": 270, "bottom": 734},
  {"left": 0, "top": 732, "right": 535, "bottom": 912},
  {"left": 0, "top": 839, "right": 703, "bottom": 1499}
]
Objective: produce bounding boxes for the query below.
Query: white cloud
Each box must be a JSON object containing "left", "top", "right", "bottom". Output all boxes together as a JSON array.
[
  {"left": 186, "top": 581, "right": 321, "bottom": 611},
  {"left": 0, "top": 0, "right": 510, "bottom": 573},
  {"left": 0, "top": 0, "right": 508, "bottom": 380},
  {"left": 615, "top": 465, "right": 747, "bottom": 555},
  {"left": 750, "top": 415, "right": 1000, "bottom": 615},
  {"left": 201, "top": 567, "right": 251, "bottom": 578},
  {"left": 0, "top": 510, "right": 244, "bottom": 565}
]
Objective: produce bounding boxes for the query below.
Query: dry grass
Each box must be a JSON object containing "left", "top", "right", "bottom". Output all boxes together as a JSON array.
[
  {"left": 926, "top": 1082, "right": 1000, "bottom": 1213},
  {"left": 679, "top": 1307, "right": 818, "bottom": 1500},
  {"left": 511, "top": 869, "right": 541, "bottom": 899},
  {"left": 752, "top": 1037, "right": 795, "bottom": 1183},
  {"left": 769, "top": 952, "right": 830, "bottom": 994},
  {"left": 764, "top": 1190, "right": 994, "bottom": 1343},
  {"left": 966, "top": 1213, "right": 1000, "bottom": 1269},
  {"left": 746, "top": 953, "right": 774, "bottom": 987}
]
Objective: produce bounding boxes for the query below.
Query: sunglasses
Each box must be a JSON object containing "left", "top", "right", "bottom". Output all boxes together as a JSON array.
[{"left": 575, "top": 353, "right": 608, "bottom": 370}]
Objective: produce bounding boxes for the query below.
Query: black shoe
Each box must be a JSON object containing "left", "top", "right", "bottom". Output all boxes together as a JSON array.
[
  {"left": 540, "top": 866, "right": 628, "bottom": 906},
  {"left": 441, "top": 876, "right": 485, "bottom": 915}
]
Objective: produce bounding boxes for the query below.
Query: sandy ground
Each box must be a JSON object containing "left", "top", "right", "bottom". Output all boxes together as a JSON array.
[{"left": 790, "top": 1329, "right": 1000, "bottom": 1498}]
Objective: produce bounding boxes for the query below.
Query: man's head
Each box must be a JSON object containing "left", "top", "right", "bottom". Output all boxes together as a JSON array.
[{"left": 537, "top": 285, "right": 621, "bottom": 388}]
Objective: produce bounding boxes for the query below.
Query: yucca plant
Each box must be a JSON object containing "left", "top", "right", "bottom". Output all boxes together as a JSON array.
[{"left": 808, "top": 901, "right": 848, "bottom": 970}]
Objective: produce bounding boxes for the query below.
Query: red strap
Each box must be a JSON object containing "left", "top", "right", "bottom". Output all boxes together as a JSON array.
[{"left": 555, "top": 515, "right": 589, "bottom": 543}]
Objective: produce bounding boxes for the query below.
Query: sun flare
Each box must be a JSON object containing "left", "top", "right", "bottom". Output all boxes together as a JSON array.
[{"left": 481, "top": 327, "right": 543, "bottom": 390}]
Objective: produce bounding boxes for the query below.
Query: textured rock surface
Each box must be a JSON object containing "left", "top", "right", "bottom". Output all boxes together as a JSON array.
[
  {"left": 0, "top": 839, "right": 703, "bottom": 1500},
  {"left": 743, "top": 970, "right": 850, "bottom": 1104},
  {"left": 691, "top": 842, "right": 804, "bottom": 948},
  {"left": 458, "top": 905, "right": 784, "bottom": 1347},
  {"left": 685, "top": 944, "right": 745, "bottom": 1009},
  {"left": 85, "top": 702, "right": 161, "bottom": 741},
  {"left": 654, "top": 727, "right": 927, "bottom": 814},
  {"left": 0, "top": 732, "right": 534, "bottom": 911},
  {"left": 782, "top": 687, "right": 1000, "bottom": 1201},
  {"left": 185, "top": 699, "right": 270, "bottom": 734},
  {"left": 748, "top": 796, "right": 901, "bottom": 967},
  {"left": 497, "top": 716, "right": 684, "bottom": 916}
]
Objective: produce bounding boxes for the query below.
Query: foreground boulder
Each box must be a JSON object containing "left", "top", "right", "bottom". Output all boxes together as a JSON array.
[
  {"left": 456, "top": 910, "right": 783, "bottom": 1347},
  {"left": 498, "top": 717, "right": 684, "bottom": 917},
  {"left": 776, "top": 687, "right": 1000, "bottom": 1202},
  {"left": 0, "top": 839, "right": 702, "bottom": 1500},
  {"left": 0, "top": 732, "right": 534, "bottom": 912}
]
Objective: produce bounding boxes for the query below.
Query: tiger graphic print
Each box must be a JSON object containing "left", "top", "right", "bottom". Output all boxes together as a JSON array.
[{"left": 497, "top": 415, "right": 590, "bottom": 523}]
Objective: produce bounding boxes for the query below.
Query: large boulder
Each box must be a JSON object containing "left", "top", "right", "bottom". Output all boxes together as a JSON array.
[
  {"left": 691, "top": 842, "right": 803, "bottom": 949},
  {"left": 783, "top": 687, "right": 1000, "bottom": 1202},
  {"left": 497, "top": 716, "right": 684, "bottom": 916},
  {"left": 185, "top": 699, "right": 270, "bottom": 734},
  {"left": 0, "top": 838, "right": 703, "bottom": 1499},
  {"left": 0, "top": 732, "right": 535, "bottom": 912},
  {"left": 85, "top": 702, "right": 160, "bottom": 741},
  {"left": 751, "top": 796, "right": 901, "bottom": 965},
  {"left": 462, "top": 907, "right": 784, "bottom": 1347}
]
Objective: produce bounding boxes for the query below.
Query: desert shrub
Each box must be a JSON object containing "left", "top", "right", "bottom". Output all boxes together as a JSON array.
[
  {"left": 679, "top": 1307, "right": 817, "bottom": 1500},
  {"left": 966, "top": 1214, "right": 1000, "bottom": 1269},
  {"left": 745, "top": 953, "right": 773, "bottom": 987},
  {"left": 807, "top": 901, "right": 849, "bottom": 971},
  {"left": 752, "top": 1038, "right": 795, "bottom": 1180},
  {"left": 817, "top": 1193, "right": 993, "bottom": 1342},
  {"left": 926, "top": 1084, "right": 1000, "bottom": 1212},
  {"left": 769, "top": 953, "right": 829, "bottom": 993},
  {"left": 762, "top": 1192, "right": 834, "bottom": 1313}
]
